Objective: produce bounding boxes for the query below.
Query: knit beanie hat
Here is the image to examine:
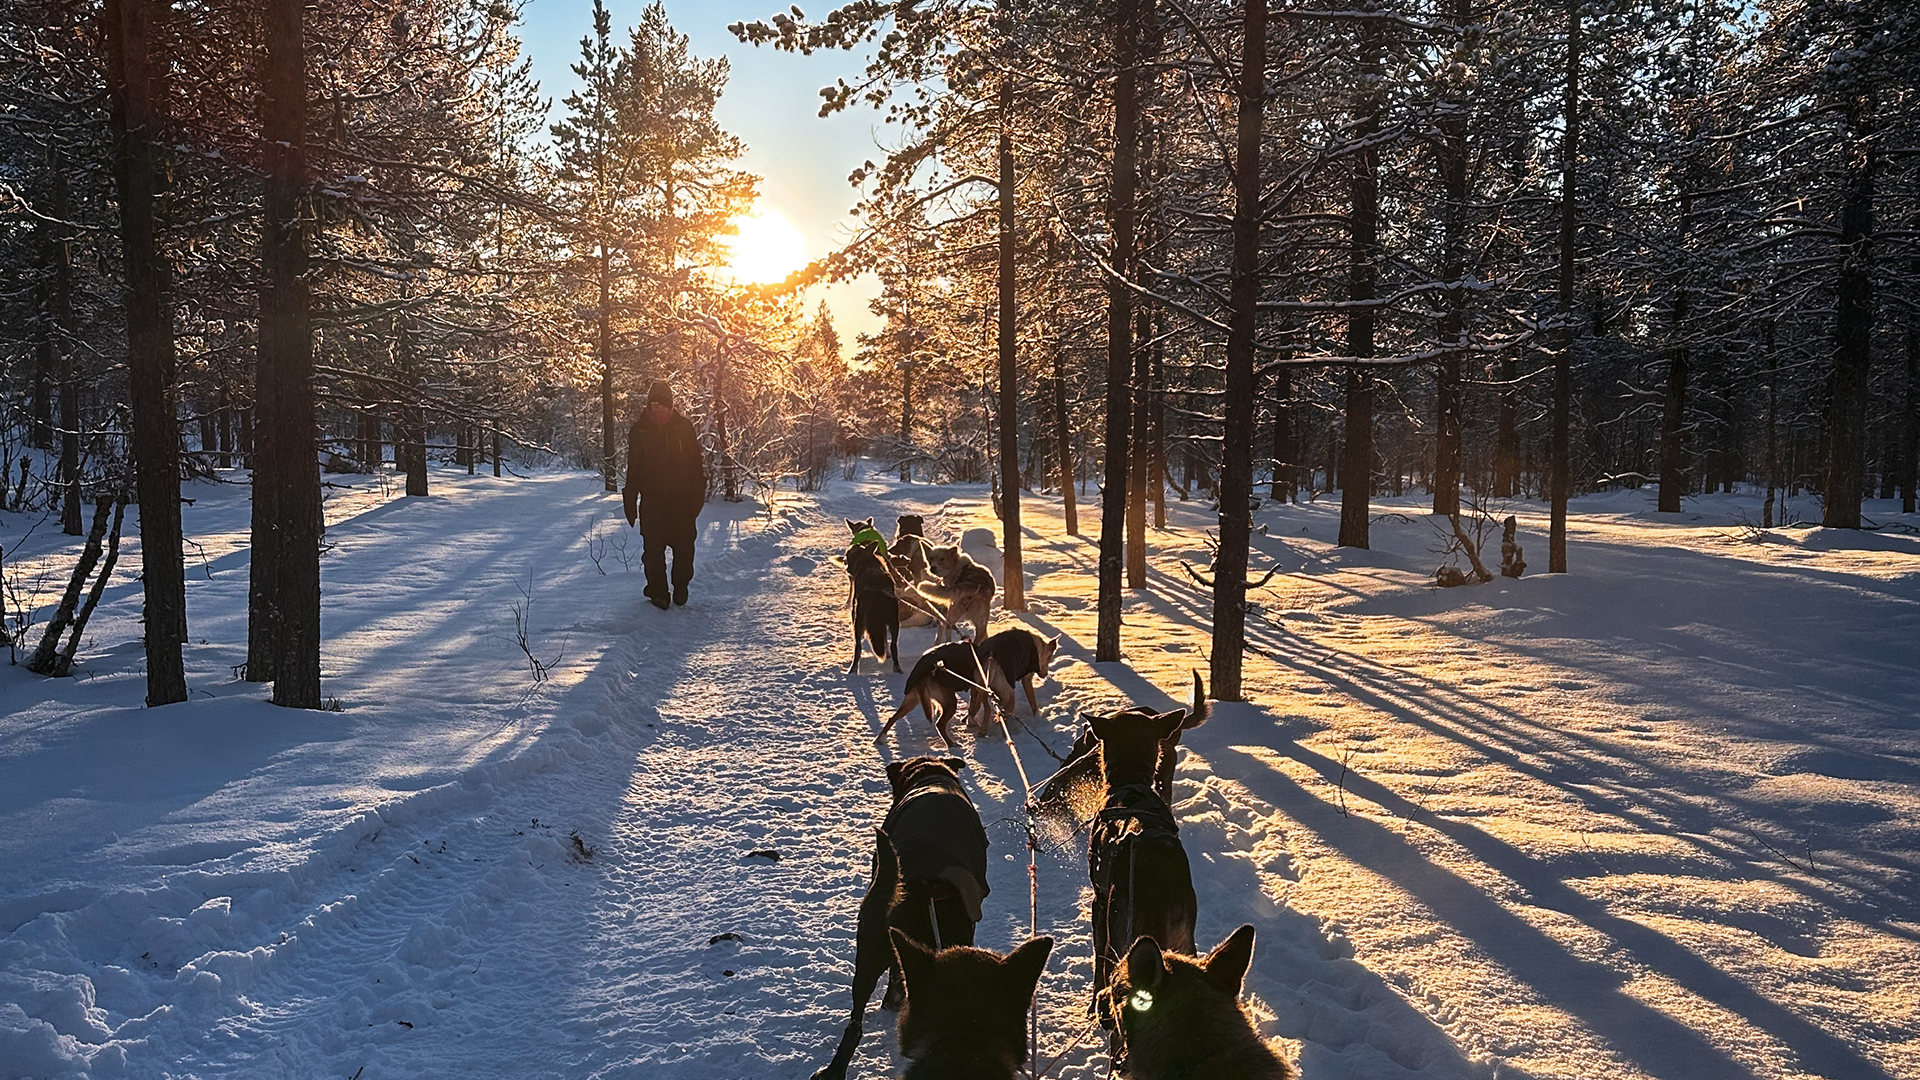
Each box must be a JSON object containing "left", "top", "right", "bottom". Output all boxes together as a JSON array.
[{"left": 647, "top": 380, "right": 673, "bottom": 407}]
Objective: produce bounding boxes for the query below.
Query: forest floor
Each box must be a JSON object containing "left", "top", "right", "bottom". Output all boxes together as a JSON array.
[{"left": 1, "top": 464, "right": 1916, "bottom": 1080}]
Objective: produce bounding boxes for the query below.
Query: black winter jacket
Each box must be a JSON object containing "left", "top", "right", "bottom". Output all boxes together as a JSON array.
[{"left": 622, "top": 411, "right": 706, "bottom": 528}]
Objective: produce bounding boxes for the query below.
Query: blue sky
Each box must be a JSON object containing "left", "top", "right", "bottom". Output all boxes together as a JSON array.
[{"left": 517, "top": 0, "right": 890, "bottom": 345}]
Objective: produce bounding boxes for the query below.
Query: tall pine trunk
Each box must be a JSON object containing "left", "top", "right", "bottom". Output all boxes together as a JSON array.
[
  {"left": 996, "top": 76, "right": 1025, "bottom": 611},
  {"left": 106, "top": 0, "right": 187, "bottom": 705},
  {"left": 1819, "top": 89, "right": 1876, "bottom": 529},
  {"left": 1338, "top": 13, "right": 1383, "bottom": 550},
  {"left": 1549, "top": 0, "right": 1580, "bottom": 572},
  {"left": 1096, "top": 0, "right": 1144, "bottom": 663},
  {"left": 1658, "top": 195, "right": 1693, "bottom": 513},
  {"left": 1432, "top": 0, "right": 1468, "bottom": 518},
  {"left": 1053, "top": 339, "right": 1077, "bottom": 535},
  {"left": 1212, "top": 0, "right": 1265, "bottom": 703},
  {"left": 599, "top": 246, "right": 616, "bottom": 492},
  {"left": 254, "top": 0, "right": 321, "bottom": 708}
]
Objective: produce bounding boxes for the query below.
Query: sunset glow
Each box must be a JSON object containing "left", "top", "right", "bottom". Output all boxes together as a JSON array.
[{"left": 720, "top": 207, "right": 808, "bottom": 285}]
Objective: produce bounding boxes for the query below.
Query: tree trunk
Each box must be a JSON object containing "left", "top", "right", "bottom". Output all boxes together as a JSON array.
[
  {"left": 1269, "top": 366, "right": 1293, "bottom": 502},
  {"left": 1212, "top": 0, "right": 1264, "bottom": 703},
  {"left": 1820, "top": 89, "right": 1876, "bottom": 529},
  {"left": 1338, "top": 14, "right": 1383, "bottom": 550},
  {"left": 106, "top": 0, "right": 188, "bottom": 705},
  {"left": 996, "top": 77, "right": 1025, "bottom": 611},
  {"left": 900, "top": 360, "right": 914, "bottom": 482},
  {"left": 1658, "top": 340, "right": 1689, "bottom": 512},
  {"left": 51, "top": 149, "right": 82, "bottom": 536},
  {"left": 254, "top": 0, "right": 322, "bottom": 708},
  {"left": 1903, "top": 309, "right": 1916, "bottom": 515},
  {"left": 1549, "top": 0, "right": 1579, "bottom": 572},
  {"left": 28, "top": 492, "right": 114, "bottom": 675},
  {"left": 599, "top": 245, "right": 616, "bottom": 492},
  {"left": 1658, "top": 194, "right": 1693, "bottom": 514},
  {"left": 1149, "top": 321, "right": 1167, "bottom": 528},
  {"left": 1053, "top": 340, "right": 1077, "bottom": 535},
  {"left": 404, "top": 404, "right": 428, "bottom": 496},
  {"left": 1096, "top": 0, "right": 1144, "bottom": 663},
  {"left": 1433, "top": 0, "right": 1467, "bottom": 518}
]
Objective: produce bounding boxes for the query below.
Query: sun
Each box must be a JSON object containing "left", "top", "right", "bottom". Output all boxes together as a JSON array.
[{"left": 721, "top": 207, "right": 808, "bottom": 285}]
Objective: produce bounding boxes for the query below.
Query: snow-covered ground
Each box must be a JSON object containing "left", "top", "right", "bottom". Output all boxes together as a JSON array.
[{"left": 1, "top": 465, "right": 1915, "bottom": 1080}]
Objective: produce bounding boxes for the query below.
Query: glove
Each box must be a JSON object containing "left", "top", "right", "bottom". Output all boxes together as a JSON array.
[{"left": 623, "top": 489, "right": 637, "bottom": 526}]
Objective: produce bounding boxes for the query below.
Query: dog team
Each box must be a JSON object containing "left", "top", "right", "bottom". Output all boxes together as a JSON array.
[{"left": 821, "top": 514, "right": 1294, "bottom": 1080}]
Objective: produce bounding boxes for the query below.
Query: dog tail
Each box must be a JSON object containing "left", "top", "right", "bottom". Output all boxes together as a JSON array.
[
  {"left": 873, "top": 827, "right": 901, "bottom": 900},
  {"left": 1184, "top": 668, "right": 1209, "bottom": 730},
  {"left": 861, "top": 598, "right": 892, "bottom": 660}
]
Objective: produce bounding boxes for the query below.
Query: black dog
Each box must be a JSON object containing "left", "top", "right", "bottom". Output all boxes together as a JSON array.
[
  {"left": 814, "top": 756, "right": 990, "bottom": 1080},
  {"left": 1084, "top": 673, "right": 1208, "bottom": 1014},
  {"left": 892, "top": 514, "right": 932, "bottom": 583},
  {"left": 846, "top": 540, "right": 901, "bottom": 674},
  {"left": 879, "top": 642, "right": 992, "bottom": 748},
  {"left": 891, "top": 930, "right": 1054, "bottom": 1080},
  {"left": 976, "top": 628, "right": 1060, "bottom": 717}
]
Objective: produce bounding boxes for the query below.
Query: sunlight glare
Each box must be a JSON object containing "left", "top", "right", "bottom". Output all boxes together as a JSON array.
[{"left": 722, "top": 208, "right": 808, "bottom": 285}]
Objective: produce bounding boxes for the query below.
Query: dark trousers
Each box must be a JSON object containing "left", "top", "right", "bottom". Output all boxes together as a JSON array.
[{"left": 641, "top": 516, "right": 696, "bottom": 598}]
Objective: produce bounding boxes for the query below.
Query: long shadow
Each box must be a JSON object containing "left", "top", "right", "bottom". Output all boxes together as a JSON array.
[
  {"left": 1205, "top": 737, "right": 1898, "bottom": 1080},
  {"left": 1144, "top": 557, "right": 1920, "bottom": 931}
]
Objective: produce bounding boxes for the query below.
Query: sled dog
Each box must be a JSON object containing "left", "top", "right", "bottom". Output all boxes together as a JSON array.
[
  {"left": 892, "top": 514, "right": 934, "bottom": 584},
  {"left": 1084, "top": 675, "right": 1209, "bottom": 1012},
  {"left": 879, "top": 642, "right": 992, "bottom": 748},
  {"left": 1102, "top": 926, "right": 1293, "bottom": 1079},
  {"left": 922, "top": 544, "right": 995, "bottom": 643},
  {"left": 812, "top": 756, "right": 991, "bottom": 1080},
  {"left": 846, "top": 540, "right": 901, "bottom": 674},
  {"left": 976, "top": 628, "right": 1059, "bottom": 717},
  {"left": 890, "top": 930, "right": 1053, "bottom": 1080}
]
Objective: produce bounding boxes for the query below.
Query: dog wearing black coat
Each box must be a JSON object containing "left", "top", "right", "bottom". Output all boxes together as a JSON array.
[
  {"left": 879, "top": 642, "right": 992, "bottom": 748},
  {"left": 1084, "top": 674, "right": 1208, "bottom": 1015},
  {"left": 813, "top": 756, "right": 991, "bottom": 1080},
  {"left": 845, "top": 538, "right": 901, "bottom": 674}
]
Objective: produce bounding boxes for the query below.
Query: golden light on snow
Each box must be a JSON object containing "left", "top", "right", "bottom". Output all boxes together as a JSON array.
[{"left": 720, "top": 207, "right": 807, "bottom": 284}]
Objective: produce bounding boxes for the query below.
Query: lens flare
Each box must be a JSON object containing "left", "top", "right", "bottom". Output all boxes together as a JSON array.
[{"left": 721, "top": 207, "right": 807, "bottom": 284}]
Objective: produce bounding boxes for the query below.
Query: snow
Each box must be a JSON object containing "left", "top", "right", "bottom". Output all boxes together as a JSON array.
[{"left": 2, "top": 467, "right": 1917, "bottom": 1079}]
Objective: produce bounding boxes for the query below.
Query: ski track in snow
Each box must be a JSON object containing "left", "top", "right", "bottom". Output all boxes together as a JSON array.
[{"left": 4, "top": 468, "right": 1917, "bottom": 1079}]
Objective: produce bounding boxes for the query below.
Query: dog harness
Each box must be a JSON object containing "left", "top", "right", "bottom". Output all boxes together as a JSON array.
[{"left": 886, "top": 781, "right": 991, "bottom": 923}]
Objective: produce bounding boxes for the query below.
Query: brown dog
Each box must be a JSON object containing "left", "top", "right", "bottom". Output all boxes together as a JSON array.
[
  {"left": 1102, "top": 926, "right": 1293, "bottom": 1079},
  {"left": 922, "top": 544, "right": 995, "bottom": 643},
  {"left": 879, "top": 642, "right": 992, "bottom": 748},
  {"left": 890, "top": 930, "right": 1053, "bottom": 1080},
  {"left": 892, "top": 514, "right": 933, "bottom": 584},
  {"left": 1084, "top": 674, "right": 1209, "bottom": 1013},
  {"left": 813, "top": 757, "right": 990, "bottom": 1080}
]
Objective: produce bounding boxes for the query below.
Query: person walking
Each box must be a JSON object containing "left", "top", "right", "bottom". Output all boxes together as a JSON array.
[{"left": 623, "top": 380, "right": 707, "bottom": 609}]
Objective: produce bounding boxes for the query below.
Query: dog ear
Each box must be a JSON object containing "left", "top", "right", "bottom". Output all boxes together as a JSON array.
[
  {"left": 1151, "top": 710, "right": 1187, "bottom": 743},
  {"left": 885, "top": 759, "right": 909, "bottom": 793},
  {"left": 1122, "top": 936, "right": 1166, "bottom": 990},
  {"left": 1002, "top": 936, "right": 1054, "bottom": 1001},
  {"left": 941, "top": 756, "right": 968, "bottom": 773},
  {"left": 1202, "top": 924, "right": 1256, "bottom": 997},
  {"left": 1085, "top": 713, "right": 1116, "bottom": 743},
  {"left": 890, "top": 927, "right": 937, "bottom": 989}
]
